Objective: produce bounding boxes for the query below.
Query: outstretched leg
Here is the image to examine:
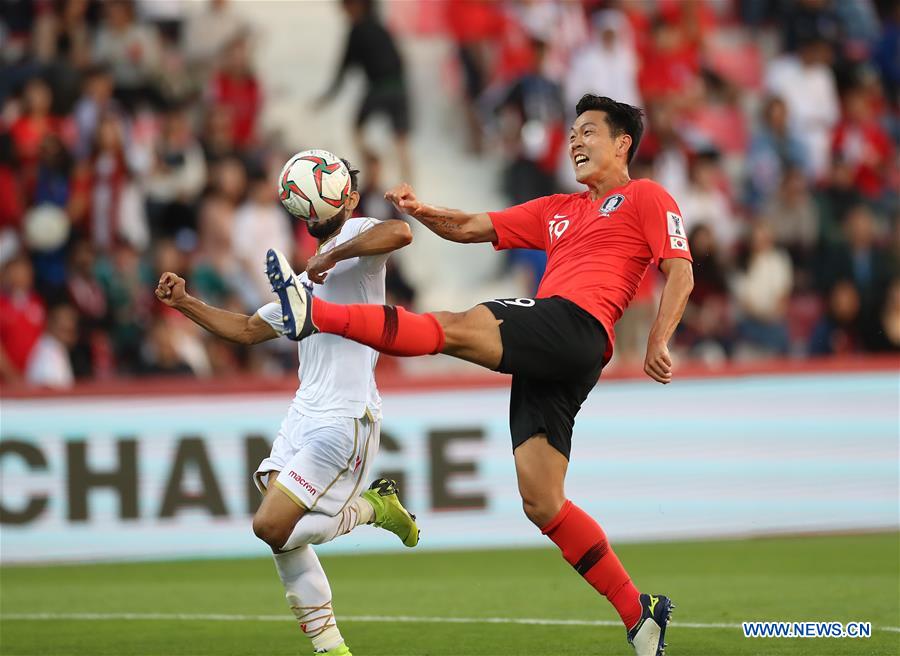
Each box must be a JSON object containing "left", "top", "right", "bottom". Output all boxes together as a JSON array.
[
  {"left": 314, "top": 299, "right": 504, "bottom": 368},
  {"left": 268, "top": 246, "right": 504, "bottom": 369}
]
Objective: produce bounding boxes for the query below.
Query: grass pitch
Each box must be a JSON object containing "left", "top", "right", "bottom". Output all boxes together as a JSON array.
[{"left": 1, "top": 533, "right": 897, "bottom": 656}]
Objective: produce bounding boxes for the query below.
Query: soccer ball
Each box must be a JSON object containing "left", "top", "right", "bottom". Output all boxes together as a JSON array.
[{"left": 277, "top": 149, "right": 351, "bottom": 221}]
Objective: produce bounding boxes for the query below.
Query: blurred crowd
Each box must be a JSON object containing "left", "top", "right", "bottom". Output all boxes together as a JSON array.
[
  {"left": 0, "top": 0, "right": 898, "bottom": 389},
  {"left": 437, "top": 0, "right": 899, "bottom": 365},
  {"left": 0, "top": 0, "right": 416, "bottom": 388}
]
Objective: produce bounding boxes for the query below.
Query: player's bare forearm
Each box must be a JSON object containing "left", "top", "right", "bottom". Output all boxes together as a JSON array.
[
  {"left": 649, "top": 258, "right": 694, "bottom": 345},
  {"left": 330, "top": 220, "right": 412, "bottom": 261},
  {"left": 155, "top": 272, "right": 277, "bottom": 345},
  {"left": 644, "top": 258, "right": 693, "bottom": 384},
  {"left": 384, "top": 183, "right": 496, "bottom": 243},
  {"left": 306, "top": 220, "right": 413, "bottom": 283},
  {"left": 174, "top": 296, "right": 277, "bottom": 345},
  {"left": 414, "top": 209, "right": 496, "bottom": 244}
]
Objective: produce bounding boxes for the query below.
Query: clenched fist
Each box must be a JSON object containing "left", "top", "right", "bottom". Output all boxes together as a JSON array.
[
  {"left": 384, "top": 182, "right": 418, "bottom": 212},
  {"left": 644, "top": 339, "right": 673, "bottom": 384},
  {"left": 155, "top": 272, "right": 188, "bottom": 308},
  {"left": 305, "top": 252, "right": 335, "bottom": 284}
]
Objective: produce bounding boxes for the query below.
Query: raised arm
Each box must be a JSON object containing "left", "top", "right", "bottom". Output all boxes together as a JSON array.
[
  {"left": 385, "top": 183, "right": 497, "bottom": 244},
  {"left": 155, "top": 272, "right": 278, "bottom": 345},
  {"left": 315, "top": 30, "right": 355, "bottom": 106},
  {"left": 305, "top": 219, "right": 413, "bottom": 283},
  {"left": 644, "top": 257, "right": 694, "bottom": 384}
]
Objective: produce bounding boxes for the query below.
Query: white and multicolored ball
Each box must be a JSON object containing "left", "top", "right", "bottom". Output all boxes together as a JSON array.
[{"left": 277, "top": 149, "right": 351, "bottom": 221}]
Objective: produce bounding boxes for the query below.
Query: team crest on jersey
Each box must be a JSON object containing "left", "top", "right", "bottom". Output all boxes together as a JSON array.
[{"left": 599, "top": 194, "right": 626, "bottom": 215}]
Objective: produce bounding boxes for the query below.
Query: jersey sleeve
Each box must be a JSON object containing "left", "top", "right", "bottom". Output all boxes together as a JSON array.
[
  {"left": 637, "top": 182, "right": 693, "bottom": 267},
  {"left": 256, "top": 302, "right": 286, "bottom": 336},
  {"left": 488, "top": 196, "right": 548, "bottom": 251}
]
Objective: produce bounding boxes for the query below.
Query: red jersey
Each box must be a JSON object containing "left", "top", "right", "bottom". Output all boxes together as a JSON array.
[
  {"left": 210, "top": 73, "right": 261, "bottom": 148},
  {"left": 831, "top": 119, "right": 894, "bottom": 198},
  {"left": 489, "top": 178, "right": 692, "bottom": 359},
  {"left": 0, "top": 291, "right": 46, "bottom": 373}
]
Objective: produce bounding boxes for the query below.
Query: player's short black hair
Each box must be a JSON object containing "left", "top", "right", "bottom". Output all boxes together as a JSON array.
[
  {"left": 341, "top": 158, "right": 360, "bottom": 193},
  {"left": 574, "top": 95, "right": 645, "bottom": 164}
]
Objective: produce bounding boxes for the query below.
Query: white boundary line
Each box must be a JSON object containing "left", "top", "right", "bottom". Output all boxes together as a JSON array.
[{"left": 1, "top": 613, "right": 898, "bottom": 633}]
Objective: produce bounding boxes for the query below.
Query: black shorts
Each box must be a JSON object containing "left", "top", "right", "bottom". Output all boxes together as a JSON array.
[
  {"left": 481, "top": 296, "right": 608, "bottom": 459},
  {"left": 356, "top": 86, "right": 410, "bottom": 135}
]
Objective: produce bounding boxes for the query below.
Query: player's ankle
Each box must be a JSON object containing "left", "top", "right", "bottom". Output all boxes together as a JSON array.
[
  {"left": 355, "top": 495, "right": 376, "bottom": 525},
  {"left": 311, "top": 627, "right": 344, "bottom": 653}
]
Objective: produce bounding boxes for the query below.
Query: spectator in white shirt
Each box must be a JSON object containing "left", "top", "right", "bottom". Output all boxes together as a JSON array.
[
  {"left": 765, "top": 36, "right": 839, "bottom": 180},
  {"left": 678, "top": 151, "right": 742, "bottom": 255},
  {"left": 233, "top": 169, "right": 295, "bottom": 306},
  {"left": 93, "top": 0, "right": 162, "bottom": 110},
  {"left": 26, "top": 304, "right": 79, "bottom": 388},
  {"left": 733, "top": 223, "right": 795, "bottom": 355},
  {"left": 564, "top": 10, "right": 641, "bottom": 112},
  {"left": 183, "top": 0, "right": 248, "bottom": 74}
]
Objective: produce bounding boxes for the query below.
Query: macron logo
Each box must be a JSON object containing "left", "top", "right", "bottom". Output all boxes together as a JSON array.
[{"left": 288, "top": 471, "right": 318, "bottom": 496}]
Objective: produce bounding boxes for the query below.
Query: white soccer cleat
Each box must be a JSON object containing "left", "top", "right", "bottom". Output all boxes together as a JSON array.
[{"left": 265, "top": 248, "right": 318, "bottom": 340}]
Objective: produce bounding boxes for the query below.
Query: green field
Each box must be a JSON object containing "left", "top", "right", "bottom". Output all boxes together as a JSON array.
[{"left": 1, "top": 533, "right": 898, "bottom": 656}]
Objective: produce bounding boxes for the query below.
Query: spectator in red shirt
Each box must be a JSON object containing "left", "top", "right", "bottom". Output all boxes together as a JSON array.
[
  {"left": 69, "top": 113, "right": 149, "bottom": 253},
  {"left": 444, "top": 0, "right": 505, "bottom": 152},
  {"left": 0, "top": 252, "right": 46, "bottom": 383},
  {"left": 9, "top": 77, "right": 69, "bottom": 201},
  {"left": 638, "top": 19, "right": 700, "bottom": 103},
  {"left": 0, "top": 133, "right": 24, "bottom": 229},
  {"left": 831, "top": 85, "right": 895, "bottom": 200},
  {"left": 209, "top": 33, "right": 261, "bottom": 149}
]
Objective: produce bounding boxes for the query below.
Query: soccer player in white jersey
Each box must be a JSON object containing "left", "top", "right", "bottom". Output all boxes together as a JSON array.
[{"left": 154, "top": 160, "right": 418, "bottom": 656}]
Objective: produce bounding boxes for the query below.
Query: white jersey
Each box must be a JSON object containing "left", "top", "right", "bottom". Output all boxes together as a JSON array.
[{"left": 257, "top": 217, "right": 387, "bottom": 420}]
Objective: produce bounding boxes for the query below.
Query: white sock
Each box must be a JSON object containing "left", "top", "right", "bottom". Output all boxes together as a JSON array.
[
  {"left": 281, "top": 496, "right": 375, "bottom": 551},
  {"left": 273, "top": 545, "right": 344, "bottom": 653}
]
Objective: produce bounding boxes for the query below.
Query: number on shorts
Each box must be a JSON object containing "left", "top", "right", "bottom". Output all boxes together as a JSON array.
[{"left": 489, "top": 298, "right": 536, "bottom": 308}]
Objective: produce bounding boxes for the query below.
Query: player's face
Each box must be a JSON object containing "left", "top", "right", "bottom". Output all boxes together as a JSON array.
[
  {"left": 305, "top": 191, "right": 360, "bottom": 240},
  {"left": 569, "top": 111, "right": 630, "bottom": 184},
  {"left": 306, "top": 213, "right": 345, "bottom": 240}
]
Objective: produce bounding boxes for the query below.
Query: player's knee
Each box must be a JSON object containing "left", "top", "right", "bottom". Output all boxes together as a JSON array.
[
  {"left": 252, "top": 514, "right": 289, "bottom": 549},
  {"left": 520, "top": 492, "right": 563, "bottom": 529}
]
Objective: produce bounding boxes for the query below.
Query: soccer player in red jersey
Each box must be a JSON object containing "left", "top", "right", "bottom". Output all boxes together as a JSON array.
[{"left": 266, "top": 95, "right": 694, "bottom": 656}]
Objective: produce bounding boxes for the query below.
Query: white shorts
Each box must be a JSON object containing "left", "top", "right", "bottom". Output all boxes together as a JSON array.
[{"left": 254, "top": 407, "right": 381, "bottom": 517}]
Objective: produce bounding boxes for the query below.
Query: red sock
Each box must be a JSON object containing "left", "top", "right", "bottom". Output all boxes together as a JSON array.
[
  {"left": 541, "top": 500, "right": 642, "bottom": 629},
  {"left": 312, "top": 297, "right": 445, "bottom": 357}
]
